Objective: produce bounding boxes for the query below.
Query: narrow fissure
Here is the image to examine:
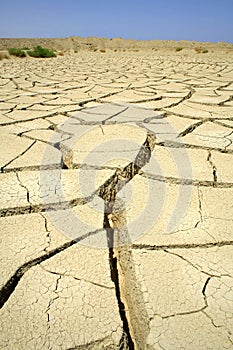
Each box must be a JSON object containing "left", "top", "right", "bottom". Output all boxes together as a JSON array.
[
  {"left": 0, "top": 192, "right": 95, "bottom": 217},
  {"left": 155, "top": 139, "right": 233, "bottom": 154},
  {"left": 202, "top": 277, "right": 211, "bottom": 296},
  {"left": 178, "top": 119, "right": 207, "bottom": 138},
  {"left": 103, "top": 204, "right": 135, "bottom": 350},
  {"left": 163, "top": 88, "right": 195, "bottom": 109},
  {"left": 0, "top": 229, "right": 101, "bottom": 309},
  {"left": 132, "top": 240, "right": 233, "bottom": 251},
  {"left": 207, "top": 151, "right": 218, "bottom": 185},
  {"left": 0, "top": 140, "right": 36, "bottom": 173}
]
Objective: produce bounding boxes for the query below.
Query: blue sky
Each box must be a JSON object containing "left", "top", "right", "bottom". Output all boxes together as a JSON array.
[{"left": 1, "top": 0, "right": 232, "bottom": 43}]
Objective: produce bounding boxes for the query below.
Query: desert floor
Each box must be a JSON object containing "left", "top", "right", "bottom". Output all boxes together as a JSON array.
[{"left": 0, "top": 49, "right": 233, "bottom": 349}]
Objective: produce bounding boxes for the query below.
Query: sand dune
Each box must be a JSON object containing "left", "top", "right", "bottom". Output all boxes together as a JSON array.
[{"left": 1, "top": 36, "right": 233, "bottom": 54}]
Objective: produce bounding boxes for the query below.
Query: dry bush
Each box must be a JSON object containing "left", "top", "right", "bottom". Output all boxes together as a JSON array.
[
  {"left": 195, "top": 48, "right": 208, "bottom": 54},
  {"left": 99, "top": 49, "right": 106, "bottom": 53},
  {"left": 0, "top": 53, "right": 9, "bottom": 60}
]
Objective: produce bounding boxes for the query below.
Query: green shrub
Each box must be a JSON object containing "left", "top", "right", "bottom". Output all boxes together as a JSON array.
[
  {"left": 176, "top": 47, "right": 183, "bottom": 52},
  {"left": 21, "top": 47, "right": 30, "bottom": 50},
  {"left": 8, "top": 48, "right": 26, "bottom": 57},
  {"left": 202, "top": 50, "right": 208, "bottom": 53},
  {"left": 28, "top": 46, "right": 56, "bottom": 58}
]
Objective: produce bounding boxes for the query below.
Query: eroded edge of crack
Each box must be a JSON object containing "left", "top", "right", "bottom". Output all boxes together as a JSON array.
[{"left": 99, "top": 131, "right": 157, "bottom": 349}]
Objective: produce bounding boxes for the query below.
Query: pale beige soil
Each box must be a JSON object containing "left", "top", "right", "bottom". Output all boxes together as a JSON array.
[
  {"left": 0, "top": 40, "right": 233, "bottom": 349},
  {"left": 0, "top": 36, "right": 233, "bottom": 55}
]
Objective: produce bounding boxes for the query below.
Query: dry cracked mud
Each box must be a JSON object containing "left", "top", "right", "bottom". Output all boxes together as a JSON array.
[{"left": 0, "top": 50, "right": 233, "bottom": 350}]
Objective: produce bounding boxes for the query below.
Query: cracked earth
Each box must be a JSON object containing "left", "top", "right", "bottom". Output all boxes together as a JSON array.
[{"left": 0, "top": 50, "right": 233, "bottom": 349}]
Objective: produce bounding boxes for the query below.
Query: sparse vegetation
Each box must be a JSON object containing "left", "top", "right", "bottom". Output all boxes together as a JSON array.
[
  {"left": 28, "top": 46, "right": 56, "bottom": 58},
  {"left": 99, "top": 49, "right": 106, "bottom": 53},
  {"left": 7, "top": 46, "right": 56, "bottom": 58},
  {"left": 8, "top": 48, "right": 26, "bottom": 57},
  {"left": 176, "top": 47, "right": 183, "bottom": 52},
  {"left": 195, "top": 48, "right": 209, "bottom": 54}
]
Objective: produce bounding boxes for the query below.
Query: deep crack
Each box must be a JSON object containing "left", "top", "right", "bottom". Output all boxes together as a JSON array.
[
  {"left": 104, "top": 204, "right": 134, "bottom": 350},
  {"left": 99, "top": 131, "right": 157, "bottom": 349},
  {"left": 98, "top": 131, "right": 156, "bottom": 202}
]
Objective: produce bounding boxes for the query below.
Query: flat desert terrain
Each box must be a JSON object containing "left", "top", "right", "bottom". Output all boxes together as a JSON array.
[{"left": 0, "top": 38, "right": 233, "bottom": 349}]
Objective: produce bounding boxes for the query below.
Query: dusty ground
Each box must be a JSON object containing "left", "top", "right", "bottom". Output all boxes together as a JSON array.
[
  {"left": 0, "top": 44, "right": 233, "bottom": 350},
  {"left": 0, "top": 36, "right": 233, "bottom": 54}
]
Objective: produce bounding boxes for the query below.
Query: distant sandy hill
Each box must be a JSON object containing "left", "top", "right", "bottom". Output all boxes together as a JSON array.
[{"left": 0, "top": 36, "right": 233, "bottom": 54}]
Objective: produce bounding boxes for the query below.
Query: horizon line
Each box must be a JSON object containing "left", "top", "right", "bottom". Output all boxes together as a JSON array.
[{"left": 0, "top": 36, "right": 233, "bottom": 45}]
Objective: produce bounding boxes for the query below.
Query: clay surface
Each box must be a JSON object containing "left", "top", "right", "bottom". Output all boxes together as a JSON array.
[{"left": 0, "top": 47, "right": 233, "bottom": 349}]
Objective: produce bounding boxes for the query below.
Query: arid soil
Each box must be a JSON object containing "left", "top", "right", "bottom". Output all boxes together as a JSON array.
[
  {"left": 1, "top": 36, "right": 233, "bottom": 54},
  {"left": 0, "top": 38, "right": 233, "bottom": 349}
]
